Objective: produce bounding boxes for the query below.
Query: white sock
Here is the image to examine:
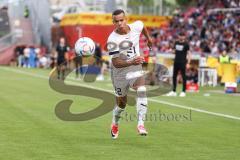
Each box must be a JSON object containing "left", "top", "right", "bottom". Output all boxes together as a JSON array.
[
  {"left": 136, "top": 97, "right": 148, "bottom": 126},
  {"left": 112, "top": 105, "right": 124, "bottom": 125}
]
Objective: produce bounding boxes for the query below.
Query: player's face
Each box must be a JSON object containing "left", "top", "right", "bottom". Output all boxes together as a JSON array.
[{"left": 112, "top": 13, "right": 127, "bottom": 30}]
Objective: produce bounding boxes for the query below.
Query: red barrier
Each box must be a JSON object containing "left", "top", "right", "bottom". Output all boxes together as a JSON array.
[
  {"left": 62, "top": 25, "right": 114, "bottom": 50},
  {"left": 0, "top": 46, "right": 16, "bottom": 65}
]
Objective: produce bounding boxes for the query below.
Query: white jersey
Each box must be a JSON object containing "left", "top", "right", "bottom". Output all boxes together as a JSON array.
[{"left": 107, "top": 20, "right": 144, "bottom": 77}]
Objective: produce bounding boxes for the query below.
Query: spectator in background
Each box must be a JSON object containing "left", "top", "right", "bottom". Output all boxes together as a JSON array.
[
  {"left": 15, "top": 45, "right": 25, "bottom": 67},
  {"left": 36, "top": 47, "right": 48, "bottom": 68},
  {"left": 24, "top": 5, "right": 29, "bottom": 18},
  {"left": 50, "top": 49, "right": 57, "bottom": 68},
  {"left": 38, "top": 55, "right": 50, "bottom": 69},
  {"left": 186, "top": 67, "right": 198, "bottom": 84},
  {"left": 23, "top": 46, "right": 30, "bottom": 68},
  {"left": 65, "top": 48, "right": 75, "bottom": 69},
  {"left": 94, "top": 43, "right": 102, "bottom": 67},
  {"left": 56, "top": 37, "right": 70, "bottom": 80},
  {"left": 200, "top": 40, "right": 211, "bottom": 54},
  {"left": 94, "top": 43, "right": 104, "bottom": 81},
  {"left": 28, "top": 46, "right": 37, "bottom": 68},
  {"left": 74, "top": 54, "right": 82, "bottom": 79},
  {"left": 218, "top": 49, "right": 231, "bottom": 63}
]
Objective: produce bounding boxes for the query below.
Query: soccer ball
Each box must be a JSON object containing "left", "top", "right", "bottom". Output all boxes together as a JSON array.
[{"left": 74, "top": 37, "right": 95, "bottom": 57}]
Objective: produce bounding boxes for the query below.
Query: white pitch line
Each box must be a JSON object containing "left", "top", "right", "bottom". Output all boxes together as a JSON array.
[
  {"left": 149, "top": 99, "right": 240, "bottom": 121},
  {"left": 1, "top": 67, "right": 240, "bottom": 121}
]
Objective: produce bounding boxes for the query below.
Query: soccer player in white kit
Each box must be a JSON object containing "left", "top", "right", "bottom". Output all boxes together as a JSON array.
[{"left": 107, "top": 9, "right": 153, "bottom": 139}]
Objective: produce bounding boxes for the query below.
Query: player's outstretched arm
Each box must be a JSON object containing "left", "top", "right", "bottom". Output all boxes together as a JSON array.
[
  {"left": 142, "top": 26, "right": 153, "bottom": 50},
  {"left": 112, "top": 56, "right": 145, "bottom": 68}
]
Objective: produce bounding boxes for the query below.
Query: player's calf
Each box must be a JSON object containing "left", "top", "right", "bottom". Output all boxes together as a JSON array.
[
  {"left": 111, "top": 101, "right": 125, "bottom": 139},
  {"left": 136, "top": 86, "right": 148, "bottom": 136}
]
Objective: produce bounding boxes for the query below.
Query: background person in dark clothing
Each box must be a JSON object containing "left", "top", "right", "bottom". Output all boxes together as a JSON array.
[
  {"left": 186, "top": 67, "right": 198, "bottom": 84},
  {"left": 74, "top": 55, "right": 82, "bottom": 79},
  {"left": 94, "top": 43, "right": 105, "bottom": 81},
  {"left": 15, "top": 45, "right": 26, "bottom": 67},
  {"left": 56, "top": 37, "right": 69, "bottom": 80},
  {"left": 94, "top": 43, "right": 102, "bottom": 67},
  {"left": 166, "top": 32, "right": 191, "bottom": 97}
]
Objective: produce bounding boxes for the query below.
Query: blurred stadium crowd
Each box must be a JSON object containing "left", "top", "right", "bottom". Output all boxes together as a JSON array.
[{"left": 143, "top": 0, "right": 240, "bottom": 59}]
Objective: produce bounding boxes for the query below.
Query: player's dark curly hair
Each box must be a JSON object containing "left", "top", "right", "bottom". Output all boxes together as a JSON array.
[{"left": 112, "top": 9, "right": 125, "bottom": 16}]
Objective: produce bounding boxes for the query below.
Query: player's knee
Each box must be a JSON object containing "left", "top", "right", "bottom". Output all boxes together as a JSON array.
[
  {"left": 137, "top": 86, "right": 146, "bottom": 91},
  {"left": 137, "top": 86, "right": 148, "bottom": 106},
  {"left": 116, "top": 97, "right": 127, "bottom": 108},
  {"left": 117, "top": 101, "right": 126, "bottom": 108},
  {"left": 137, "top": 86, "right": 147, "bottom": 98}
]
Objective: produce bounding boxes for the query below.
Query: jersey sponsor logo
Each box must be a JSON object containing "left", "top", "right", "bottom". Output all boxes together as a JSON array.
[
  {"left": 107, "top": 40, "right": 137, "bottom": 58},
  {"left": 107, "top": 40, "right": 133, "bottom": 53}
]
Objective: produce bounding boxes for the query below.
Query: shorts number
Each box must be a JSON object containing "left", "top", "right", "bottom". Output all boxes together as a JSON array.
[{"left": 115, "top": 87, "right": 122, "bottom": 96}]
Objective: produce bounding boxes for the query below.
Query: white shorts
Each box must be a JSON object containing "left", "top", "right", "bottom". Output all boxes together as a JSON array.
[
  {"left": 111, "top": 65, "right": 144, "bottom": 97},
  {"left": 111, "top": 76, "right": 138, "bottom": 97},
  {"left": 111, "top": 67, "right": 145, "bottom": 97}
]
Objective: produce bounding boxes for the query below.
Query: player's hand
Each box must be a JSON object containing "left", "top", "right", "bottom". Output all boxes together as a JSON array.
[
  {"left": 147, "top": 38, "right": 153, "bottom": 50},
  {"left": 132, "top": 56, "right": 145, "bottom": 65}
]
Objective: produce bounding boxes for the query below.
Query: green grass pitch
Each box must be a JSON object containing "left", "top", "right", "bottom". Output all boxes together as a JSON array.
[{"left": 0, "top": 66, "right": 239, "bottom": 160}]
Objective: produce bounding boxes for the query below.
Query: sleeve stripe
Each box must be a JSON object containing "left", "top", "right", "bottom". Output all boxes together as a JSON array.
[{"left": 109, "top": 51, "right": 120, "bottom": 55}]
